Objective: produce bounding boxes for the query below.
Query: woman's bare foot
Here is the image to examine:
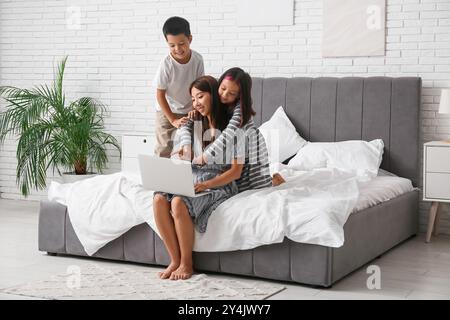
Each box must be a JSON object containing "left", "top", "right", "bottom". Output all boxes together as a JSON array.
[
  {"left": 272, "top": 173, "right": 286, "bottom": 186},
  {"left": 169, "top": 264, "right": 193, "bottom": 280},
  {"left": 158, "top": 263, "right": 179, "bottom": 279}
]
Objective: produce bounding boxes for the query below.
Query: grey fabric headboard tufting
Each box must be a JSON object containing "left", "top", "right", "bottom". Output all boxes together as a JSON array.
[{"left": 251, "top": 77, "right": 421, "bottom": 186}]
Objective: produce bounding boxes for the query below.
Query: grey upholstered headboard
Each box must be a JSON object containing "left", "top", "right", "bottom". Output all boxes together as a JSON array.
[{"left": 251, "top": 77, "right": 421, "bottom": 186}]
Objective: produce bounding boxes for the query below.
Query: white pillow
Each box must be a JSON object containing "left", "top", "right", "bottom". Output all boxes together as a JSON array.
[
  {"left": 258, "top": 106, "right": 307, "bottom": 163},
  {"left": 288, "top": 139, "right": 384, "bottom": 178}
]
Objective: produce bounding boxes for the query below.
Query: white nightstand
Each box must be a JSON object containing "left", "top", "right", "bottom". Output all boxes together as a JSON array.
[{"left": 423, "top": 141, "right": 450, "bottom": 242}]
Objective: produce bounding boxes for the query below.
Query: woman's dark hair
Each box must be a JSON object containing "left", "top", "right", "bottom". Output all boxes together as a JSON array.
[
  {"left": 189, "top": 76, "right": 230, "bottom": 144},
  {"left": 162, "top": 16, "right": 191, "bottom": 39},
  {"left": 218, "top": 67, "right": 256, "bottom": 127}
]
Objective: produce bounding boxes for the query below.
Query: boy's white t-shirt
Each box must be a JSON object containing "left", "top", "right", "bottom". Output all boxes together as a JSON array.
[{"left": 153, "top": 49, "right": 204, "bottom": 114}]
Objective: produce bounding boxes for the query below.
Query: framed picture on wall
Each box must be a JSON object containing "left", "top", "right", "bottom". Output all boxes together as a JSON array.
[
  {"left": 322, "top": 0, "right": 386, "bottom": 57},
  {"left": 237, "top": 0, "right": 294, "bottom": 26}
]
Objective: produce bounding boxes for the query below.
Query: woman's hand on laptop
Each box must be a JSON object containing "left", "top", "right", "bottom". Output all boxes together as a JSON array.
[
  {"left": 194, "top": 181, "right": 211, "bottom": 193},
  {"left": 192, "top": 153, "right": 206, "bottom": 165}
]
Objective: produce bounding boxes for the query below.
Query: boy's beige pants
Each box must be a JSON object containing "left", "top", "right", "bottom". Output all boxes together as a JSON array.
[{"left": 154, "top": 111, "right": 187, "bottom": 158}]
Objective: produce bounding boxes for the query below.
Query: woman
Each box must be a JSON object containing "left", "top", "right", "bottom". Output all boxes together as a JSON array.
[{"left": 153, "top": 76, "right": 243, "bottom": 281}]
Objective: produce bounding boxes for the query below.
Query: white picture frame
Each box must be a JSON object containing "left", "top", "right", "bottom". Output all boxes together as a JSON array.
[
  {"left": 237, "top": 0, "right": 294, "bottom": 26},
  {"left": 322, "top": 0, "right": 386, "bottom": 57}
]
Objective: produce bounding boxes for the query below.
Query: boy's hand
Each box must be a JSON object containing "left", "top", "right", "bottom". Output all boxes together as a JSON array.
[
  {"left": 194, "top": 181, "right": 210, "bottom": 193},
  {"left": 188, "top": 110, "right": 200, "bottom": 120},
  {"left": 171, "top": 117, "right": 189, "bottom": 128}
]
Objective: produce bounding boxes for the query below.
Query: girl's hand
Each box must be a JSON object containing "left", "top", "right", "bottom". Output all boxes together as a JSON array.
[
  {"left": 188, "top": 110, "right": 199, "bottom": 120},
  {"left": 194, "top": 181, "right": 210, "bottom": 193}
]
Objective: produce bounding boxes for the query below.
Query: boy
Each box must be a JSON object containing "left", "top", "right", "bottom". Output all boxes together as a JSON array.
[{"left": 153, "top": 16, "right": 204, "bottom": 158}]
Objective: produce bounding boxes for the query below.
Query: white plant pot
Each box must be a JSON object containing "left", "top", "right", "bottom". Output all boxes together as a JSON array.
[{"left": 61, "top": 172, "right": 97, "bottom": 184}]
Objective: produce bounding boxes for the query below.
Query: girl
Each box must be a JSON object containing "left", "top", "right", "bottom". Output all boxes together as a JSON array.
[
  {"left": 153, "top": 76, "right": 243, "bottom": 280},
  {"left": 179, "top": 67, "right": 283, "bottom": 190}
]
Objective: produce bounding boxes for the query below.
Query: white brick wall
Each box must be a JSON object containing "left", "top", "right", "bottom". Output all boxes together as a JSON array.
[{"left": 1, "top": 0, "right": 450, "bottom": 234}]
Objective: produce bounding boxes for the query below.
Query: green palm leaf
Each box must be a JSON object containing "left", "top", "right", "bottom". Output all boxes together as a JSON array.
[{"left": 0, "top": 56, "right": 121, "bottom": 197}]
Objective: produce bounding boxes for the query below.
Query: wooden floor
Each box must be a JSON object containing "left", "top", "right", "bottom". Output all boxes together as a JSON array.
[{"left": 1, "top": 198, "right": 450, "bottom": 300}]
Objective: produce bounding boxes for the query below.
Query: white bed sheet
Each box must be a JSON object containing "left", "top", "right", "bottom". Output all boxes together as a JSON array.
[
  {"left": 352, "top": 175, "right": 414, "bottom": 213},
  {"left": 47, "top": 169, "right": 414, "bottom": 255}
]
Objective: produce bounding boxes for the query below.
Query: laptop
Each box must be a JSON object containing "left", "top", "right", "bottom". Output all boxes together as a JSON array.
[{"left": 138, "top": 154, "right": 212, "bottom": 197}]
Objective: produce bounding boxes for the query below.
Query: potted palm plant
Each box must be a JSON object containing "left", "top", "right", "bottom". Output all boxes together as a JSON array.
[{"left": 0, "top": 56, "right": 121, "bottom": 197}]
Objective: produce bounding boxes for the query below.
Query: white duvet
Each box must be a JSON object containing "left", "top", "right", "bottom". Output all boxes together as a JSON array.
[{"left": 47, "top": 166, "right": 409, "bottom": 256}]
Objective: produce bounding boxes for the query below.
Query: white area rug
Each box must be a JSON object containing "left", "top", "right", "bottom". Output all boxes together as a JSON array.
[{"left": 1, "top": 263, "right": 285, "bottom": 300}]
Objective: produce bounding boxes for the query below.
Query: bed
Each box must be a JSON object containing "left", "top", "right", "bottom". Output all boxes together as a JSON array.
[{"left": 38, "top": 76, "right": 421, "bottom": 287}]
